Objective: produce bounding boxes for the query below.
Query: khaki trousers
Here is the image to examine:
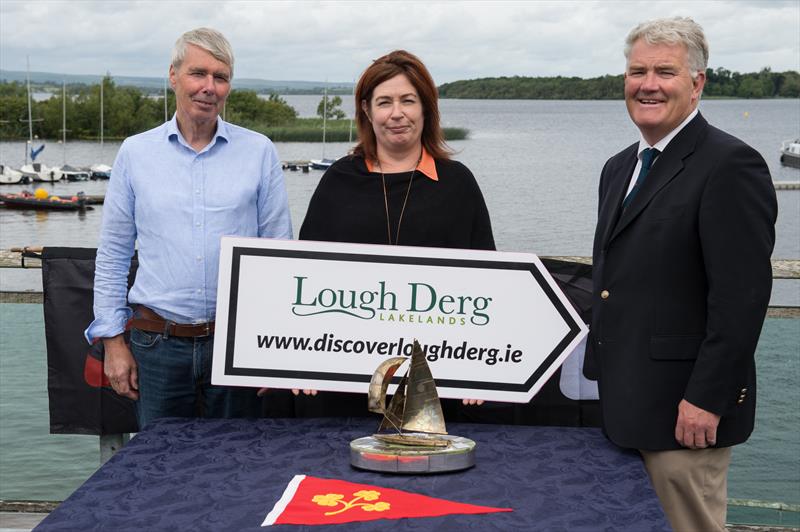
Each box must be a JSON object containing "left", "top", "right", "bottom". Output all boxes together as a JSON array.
[{"left": 640, "top": 447, "right": 732, "bottom": 532}]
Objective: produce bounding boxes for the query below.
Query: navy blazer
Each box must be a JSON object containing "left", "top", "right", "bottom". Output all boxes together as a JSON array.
[{"left": 585, "top": 113, "right": 777, "bottom": 450}]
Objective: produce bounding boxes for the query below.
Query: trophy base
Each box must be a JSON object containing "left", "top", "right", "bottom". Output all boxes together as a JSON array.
[{"left": 350, "top": 434, "right": 476, "bottom": 474}]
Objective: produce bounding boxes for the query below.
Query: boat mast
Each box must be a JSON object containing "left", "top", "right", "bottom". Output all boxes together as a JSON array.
[
  {"left": 20, "top": 57, "right": 43, "bottom": 166},
  {"left": 62, "top": 80, "right": 66, "bottom": 165},
  {"left": 321, "top": 81, "right": 328, "bottom": 159},
  {"left": 348, "top": 79, "right": 354, "bottom": 143},
  {"left": 26, "top": 56, "right": 33, "bottom": 165},
  {"left": 164, "top": 77, "right": 168, "bottom": 122},
  {"left": 99, "top": 77, "right": 104, "bottom": 149}
]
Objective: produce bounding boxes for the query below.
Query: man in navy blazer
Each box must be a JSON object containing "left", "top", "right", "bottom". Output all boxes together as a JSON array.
[{"left": 585, "top": 17, "right": 777, "bottom": 531}]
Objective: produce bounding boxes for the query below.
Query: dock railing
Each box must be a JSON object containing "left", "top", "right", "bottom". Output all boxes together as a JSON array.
[{"left": 5, "top": 249, "right": 797, "bottom": 315}]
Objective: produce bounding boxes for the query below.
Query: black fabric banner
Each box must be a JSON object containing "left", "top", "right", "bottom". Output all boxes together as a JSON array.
[
  {"left": 521, "top": 257, "right": 598, "bottom": 427},
  {"left": 40, "top": 247, "right": 139, "bottom": 435},
  {"left": 37, "top": 248, "right": 597, "bottom": 435},
  {"left": 432, "top": 257, "right": 599, "bottom": 427}
]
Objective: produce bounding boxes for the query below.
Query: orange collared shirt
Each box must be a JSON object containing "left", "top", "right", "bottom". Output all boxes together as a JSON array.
[{"left": 365, "top": 147, "right": 438, "bottom": 181}]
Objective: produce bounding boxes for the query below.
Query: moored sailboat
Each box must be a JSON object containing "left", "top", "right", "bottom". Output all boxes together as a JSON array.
[
  {"left": 89, "top": 164, "right": 112, "bottom": 180},
  {"left": 0, "top": 165, "right": 32, "bottom": 185},
  {"left": 20, "top": 162, "right": 58, "bottom": 183},
  {"left": 19, "top": 57, "right": 55, "bottom": 182},
  {"left": 52, "top": 164, "right": 90, "bottom": 182},
  {"left": 309, "top": 83, "right": 338, "bottom": 171}
]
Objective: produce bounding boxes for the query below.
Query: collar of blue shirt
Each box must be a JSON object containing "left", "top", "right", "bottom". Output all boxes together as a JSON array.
[{"left": 166, "top": 114, "right": 230, "bottom": 154}]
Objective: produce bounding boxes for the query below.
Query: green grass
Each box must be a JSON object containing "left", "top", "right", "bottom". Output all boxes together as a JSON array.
[
  {"left": 250, "top": 119, "right": 469, "bottom": 142},
  {"left": 1, "top": 118, "right": 469, "bottom": 143}
]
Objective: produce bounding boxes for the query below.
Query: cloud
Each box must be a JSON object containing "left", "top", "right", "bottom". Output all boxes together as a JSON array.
[{"left": 1, "top": 0, "right": 797, "bottom": 83}]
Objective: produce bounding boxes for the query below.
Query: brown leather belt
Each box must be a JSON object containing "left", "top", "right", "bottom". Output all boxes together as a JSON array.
[{"left": 130, "top": 306, "right": 215, "bottom": 338}]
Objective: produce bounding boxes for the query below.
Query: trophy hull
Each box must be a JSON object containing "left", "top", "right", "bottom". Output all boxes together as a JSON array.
[{"left": 350, "top": 434, "right": 476, "bottom": 474}]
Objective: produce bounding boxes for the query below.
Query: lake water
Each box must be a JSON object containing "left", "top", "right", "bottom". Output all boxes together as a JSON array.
[
  {"left": 0, "top": 98, "right": 798, "bottom": 524},
  {"left": 1, "top": 97, "right": 799, "bottom": 299}
]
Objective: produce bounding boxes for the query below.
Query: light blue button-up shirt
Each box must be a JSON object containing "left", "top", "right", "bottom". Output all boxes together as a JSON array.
[{"left": 86, "top": 115, "right": 292, "bottom": 342}]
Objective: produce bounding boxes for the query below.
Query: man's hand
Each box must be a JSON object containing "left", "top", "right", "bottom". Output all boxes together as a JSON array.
[
  {"left": 675, "top": 399, "right": 720, "bottom": 449},
  {"left": 103, "top": 335, "right": 139, "bottom": 400}
]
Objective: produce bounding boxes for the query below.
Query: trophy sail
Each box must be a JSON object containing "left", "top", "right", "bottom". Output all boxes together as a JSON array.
[
  {"left": 367, "top": 340, "right": 448, "bottom": 446},
  {"left": 388, "top": 341, "right": 446, "bottom": 435},
  {"left": 367, "top": 357, "right": 406, "bottom": 415},
  {"left": 379, "top": 372, "right": 408, "bottom": 432}
]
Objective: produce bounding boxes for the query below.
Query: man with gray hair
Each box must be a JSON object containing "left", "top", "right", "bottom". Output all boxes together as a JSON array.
[
  {"left": 585, "top": 17, "right": 776, "bottom": 530},
  {"left": 86, "top": 28, "right": 292, "bottom": 427}
]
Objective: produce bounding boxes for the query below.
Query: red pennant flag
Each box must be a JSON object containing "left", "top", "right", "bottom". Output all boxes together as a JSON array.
[{"left": 262, "top": 475, "right": 512, "bottom": 526}]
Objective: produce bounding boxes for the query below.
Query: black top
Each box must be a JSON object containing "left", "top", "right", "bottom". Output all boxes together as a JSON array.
[
  {"left": 300, "top": 155, "right": 495, "bottom": 250},
  {"left": 296, "top": 154, "right": 498, "bottom": 420}
]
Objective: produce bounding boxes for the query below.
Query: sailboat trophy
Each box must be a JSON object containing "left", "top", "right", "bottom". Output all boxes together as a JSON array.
[{"left": 349, "top": 340, "right": 476, "bottom": 473}]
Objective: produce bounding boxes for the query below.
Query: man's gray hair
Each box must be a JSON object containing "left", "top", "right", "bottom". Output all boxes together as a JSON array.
[
  {"left": 624, "top": 17, "right": 709, "bottom": 79},
  {"left": 172, "top": 27, "right": 234, "bottom": 78}
]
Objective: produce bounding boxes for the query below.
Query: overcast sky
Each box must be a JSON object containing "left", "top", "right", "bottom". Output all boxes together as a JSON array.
[{"left": 1, "top": 0, "right": 798, "bottom": 84}]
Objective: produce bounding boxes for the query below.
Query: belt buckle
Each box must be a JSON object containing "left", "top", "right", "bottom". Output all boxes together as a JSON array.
[{"left": 201, "top": 322, "right": 211, "bottom": 337}]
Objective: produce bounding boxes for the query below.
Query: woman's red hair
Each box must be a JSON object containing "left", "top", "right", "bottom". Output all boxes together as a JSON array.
[{"left": 353, "top": 50, "right": 451, "bottom": 162}]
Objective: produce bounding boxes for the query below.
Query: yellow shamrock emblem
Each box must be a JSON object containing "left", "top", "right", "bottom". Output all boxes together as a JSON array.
[
  {"left": 313, "top": 489, "right": 391, "bottom": 516},
  {"left": 312, "top": 494, "right": 344, "bottom": 507}
]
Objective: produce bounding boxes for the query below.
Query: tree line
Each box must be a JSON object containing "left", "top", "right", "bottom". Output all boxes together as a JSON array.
[
  {"left": 0, "top": 76, "right": 299, "bottom": 140},
  {"left": 0, "top": 78, "right": 472, "bottom": 143},
  {"left": 5, "top": 66, "right": 790, "bottom": 141},
  {"left": 438, "top": 68, "right": 800, "bottom": 99}
]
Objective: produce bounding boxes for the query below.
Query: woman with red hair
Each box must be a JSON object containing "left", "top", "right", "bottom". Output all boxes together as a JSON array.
[
  {"left": 300, "top": 49, "right": 494, "bottom": 249},
  {"left": 297, "top": 50, "right": 499, "bottom": 419}
]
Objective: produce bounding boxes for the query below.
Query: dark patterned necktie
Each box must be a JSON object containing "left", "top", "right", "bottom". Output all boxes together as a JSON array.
[{"left": 622, "top": 148, "right": 660, "bottom": 210}]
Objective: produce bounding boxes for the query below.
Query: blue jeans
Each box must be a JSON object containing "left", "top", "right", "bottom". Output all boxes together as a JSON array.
[{"left": 130, "top": 328, "right": 261, "bottom": 429}]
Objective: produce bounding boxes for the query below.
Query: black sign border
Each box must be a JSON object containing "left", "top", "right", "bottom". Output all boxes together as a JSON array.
[{"left": 224, "top": 246, "right": 583, "bottom": 394}]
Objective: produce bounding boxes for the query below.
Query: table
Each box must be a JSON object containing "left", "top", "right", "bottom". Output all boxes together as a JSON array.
[{"left": 35, "top": 418, "right": 669, "bottom": 531}]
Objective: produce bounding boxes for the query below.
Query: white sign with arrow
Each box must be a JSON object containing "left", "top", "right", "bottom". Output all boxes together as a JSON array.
[{"left": 212, "top": 237, "right": 588, "bottom": 403}]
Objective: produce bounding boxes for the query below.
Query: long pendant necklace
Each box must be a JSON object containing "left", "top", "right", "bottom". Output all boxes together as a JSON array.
[{"left": 380, "top": 154, "right": 421, "bottom": 245}]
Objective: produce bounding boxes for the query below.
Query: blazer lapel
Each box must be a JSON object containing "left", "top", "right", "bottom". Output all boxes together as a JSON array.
[
  {"left": 609, "top": 113, "right": 708, "bottom": 243},
  {"left": 600, "top": 147, "right": 637, "bottom": 249}
]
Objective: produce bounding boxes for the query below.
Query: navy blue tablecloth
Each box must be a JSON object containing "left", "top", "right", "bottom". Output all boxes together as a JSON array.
[{"left": 35, "top": 417, "right": 669, "bottom": 531}]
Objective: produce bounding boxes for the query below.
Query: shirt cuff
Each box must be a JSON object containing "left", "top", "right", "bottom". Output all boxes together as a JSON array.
[{"left": 84, "top": 307, "right": 133, "bottom": 344}]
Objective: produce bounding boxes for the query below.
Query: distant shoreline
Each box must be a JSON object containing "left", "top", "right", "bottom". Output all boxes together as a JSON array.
[
  {"left": 3, "top": 67, "right": 798, "bottom": 99},
  {"left": 2, "top": 69, "right": 796, "bottom": 143},
  {"left": 437, "top": 69, "right": 800, "bottom": 100}
]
